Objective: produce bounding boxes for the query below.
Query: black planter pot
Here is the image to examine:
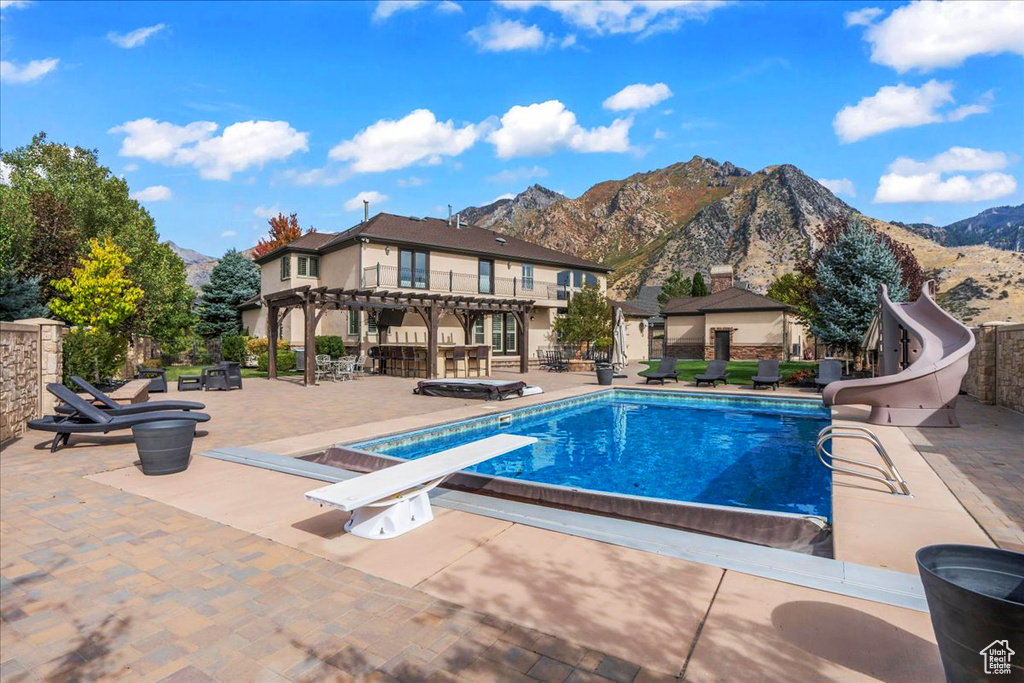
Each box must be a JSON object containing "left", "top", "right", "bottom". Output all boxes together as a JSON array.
[
  {"left": 916, "top": 544, "right": 1024, "bottom": 682},
  {"left": 596, "top": 367, "right": 614, "bottom": 385},
  {"left": 133, "top": 420, "right": 196, "bottom": 475}
]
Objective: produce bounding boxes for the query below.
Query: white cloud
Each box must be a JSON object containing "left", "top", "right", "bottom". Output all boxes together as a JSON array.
[
  {"left": 344, "top": 190, "right": 389, "bottom": 211},
  {"left": 328, "top": 109, "right": 480, "bottom": 173},
  {"left": 372, "top": 1, "right": 424, "bottom": 22},
  {"left": 253, "top": 204, "right": 282, "bottom": 219},
  {"left": 0, "top": 58, "right": 58, "bottom": 83},
  {"left": 653, "top": 128, "right": 668, "bottom": 140},
  {"left": 437, "top": 1, "right": 462, "bottom": 13},
  {"left": 123, "top": 163, "right": 139, "bottom": 172},
  {"left": 491, "top": 193, "right": 516, "bottom": 203},
  {"left": 817, "top": 178, "right": 856, "bottom": 198},
  {"left": 844, "top": 7, "right": 883, "bottom": 27},
  {"left": 468, "top": 19, "right": 546, "bottom": 52},
  {"left": 107, "top": 24, "right": 166, "bottom": 49},
  {"left": 487, "top": 100, "right": 631, "bottom": 158},
  {"left": 220, "top": 230, "right": 237, "bottom": 238},
  {"left": 0, "top": 160, "right": 13, "bottom": 185},
  {"left": 278, "top": 167, "right": 350, "bottom": 187},
  {"left": 888, "top": 147, "right": 1011, "bottom": 175},
  {"left": 874, "top": 172, "right": 1017, "bottom": 203},
  {"left": 833, "top": 80, "right": 990, "bottom": 143},
  {"left": 603, "top": 82, "right": 672, "bottom": 111},
  {"left": 560, "top": 34, "right": 577, "bottom": 49},
  {"left": 131, "top": 185, "right": 173, "bottom": 201},
  {"left": 498, "top": 0, "right": 729, "bottom": 37},
  {"left": 860, "top": 1, "right": 1024, "bottom": 72},
  {"left": 485, "top": 165, "right": 549, "bottom": 183},
  {"left": 0, "top": 1, "right": 32, "bottom": 10},
  {"left": 110, "top": 118, "right": 309, "bottom": 180},
  {"left": 397, "top": 176, "right": 426, "bottom": 186}
]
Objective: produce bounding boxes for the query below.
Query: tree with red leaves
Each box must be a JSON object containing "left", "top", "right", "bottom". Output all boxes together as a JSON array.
[{"left": 252, "top": 212, "right": 315, "bottom": 258}]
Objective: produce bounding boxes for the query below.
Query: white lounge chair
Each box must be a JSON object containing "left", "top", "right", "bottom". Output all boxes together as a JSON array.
[{"left": 304, "top": 434, "right": 537, "bottom": 539}]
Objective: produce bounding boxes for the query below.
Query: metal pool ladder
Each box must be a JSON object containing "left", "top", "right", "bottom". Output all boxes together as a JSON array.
[{"left": 816, "top": 425, "right": 911, "bottom": 496}]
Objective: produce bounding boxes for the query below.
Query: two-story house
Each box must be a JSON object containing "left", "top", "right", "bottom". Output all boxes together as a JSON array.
[{"left": 241, "top": 212, "right": 611, "bottom": 373}]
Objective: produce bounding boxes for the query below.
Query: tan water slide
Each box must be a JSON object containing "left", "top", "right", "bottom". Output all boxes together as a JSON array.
[{"left": 823, "top": 280, "right": 975, "bottom": 427}]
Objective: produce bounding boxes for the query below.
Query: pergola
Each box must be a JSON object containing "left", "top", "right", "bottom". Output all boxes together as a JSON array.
[{"left": 263, "top": 286, "right": 535, "bottom": 385}]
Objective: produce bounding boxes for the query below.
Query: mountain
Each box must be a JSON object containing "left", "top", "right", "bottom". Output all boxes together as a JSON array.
[
  {"left": 463, "top": 157, "right": 1023, "bottom": 323},
  {"left": 900, "top": 204, "right": 1024, "bottom": 252},
  {"left": 459, "top": 184, "right": 564, "bottom": 230},
  {"left": 167, "top": 241, "right": 218, "bottom": 289}
]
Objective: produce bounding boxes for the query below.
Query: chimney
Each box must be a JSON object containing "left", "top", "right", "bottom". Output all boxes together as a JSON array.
[
  {"left": 710, "top": 264, "right": 734, "bottom": 294},
  {"left": 456, "top": 213, "right": 461, "bottom": 230},
  {"left": 448, "top": 204, "right": 453, "bottom": 226},
  {"left": 363, "top": 199, "right": 369, "bottom": 223}
]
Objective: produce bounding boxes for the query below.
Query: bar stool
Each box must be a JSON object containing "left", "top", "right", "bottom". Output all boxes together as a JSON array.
[
  {"left": 402, "top": 346, "right": 418, "bottom": 378},
  {"left": 445, "top": 346, "right": 467, "bottom": 378},
  {"left": 475, "top": 345, "right": 490, "bottom": 376}
]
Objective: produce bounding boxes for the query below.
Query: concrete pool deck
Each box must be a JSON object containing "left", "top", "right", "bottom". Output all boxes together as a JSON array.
[{"left": 3, "top": 366, "right": 1019, "bottom": 680}]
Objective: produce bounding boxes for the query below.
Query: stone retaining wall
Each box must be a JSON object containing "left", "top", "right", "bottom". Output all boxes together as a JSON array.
[
  {"left": 1, "top": 319, "right": 64, "bottom": 444},
  {"left": 963, "top": 323, "right": 1024, "bottom": 414}
]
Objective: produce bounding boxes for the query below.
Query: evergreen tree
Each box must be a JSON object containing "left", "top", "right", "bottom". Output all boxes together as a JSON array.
[
  {"left": 553, "top": 283, "right": 612, "bottom": 348},
  {"left": 0, "top": 272, "right": 49, "bottom": 321},
  {"left": 691, "top": 272, "right": 709, "bottom": 296},
  {"left": 811, "top": 220, "right": 907, "bottom": 351},
  {"left": 657, "top": 272, "right": 692, "bottom": 308},
  {"left": 195, "top": 250, "right": 260, "bottom": 338}
]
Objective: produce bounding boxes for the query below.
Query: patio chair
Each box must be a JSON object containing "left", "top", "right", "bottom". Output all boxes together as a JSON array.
[
  {"left": 55, "top": 376, "right": 205, "bottom": 416},
  {"left": 136, "top": 365, "right": 168, "bottom": 393},
  {"left": 751, "top": 360, "right": 781, "bottom": 391},
  {"left": 202, "top": 362, "right": 242, "bottom": 391},
  {"left": 315, "top": 354, "right": 334, "bottom": 383},
  {"left": 548, "top": 349, "right": 569, "bottom": 373},
  {"left": 334, "top": 356, "right": 356, "bottom": 382},
  {"left": 695, "top": 360, "right": 729, "bottom": 387},
  {"left": 28, "top": 384, "right": 210, "bottom": 452},
  {"left": 815, "top": 359, "right": 842, "bottom": 392},
  {"left": 352, "top": 353, "right": 368, "bottom": 377},
  {"left": 642, "top": 357, "right": 679, "bottom": 384}
]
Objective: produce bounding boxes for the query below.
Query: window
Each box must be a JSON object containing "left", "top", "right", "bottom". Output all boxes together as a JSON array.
[
  {"left": 280, "top": 256, "right": 291, "bottom": 280},
  {"left": 367, "top": 313, "right": 378, "bottom": 335},
  {"left": 490, "top": 313, "right": 518, "bottom": 354},
  {"left": 504, "top": 313, "right": 517, "bottom": 353},
  {"left": 399, "top": 249, "right": 429, "bottom": 289},
  {"left": 296, "top": 256, "right": 319, "bottom": 277},
  {"left": 556, "top": 270, "right": 569, "bottom": 300},
  {"left": 310, "top": 257, "right": 319, "bottom": 278},
  {"left": 478, "top": 259, "right": 494, "bottom": 294},
  {"left": 348, "top": 311, "right": 360, "bottom": 336},
  {"left": 521, "top": 264, "right": 534, "bottom": 291},
  {"left": 472, "top": 317, "right": 485, "bottom": 344},
  {"left": 491, "top": 313, "right": 503, "bottom": 351}
]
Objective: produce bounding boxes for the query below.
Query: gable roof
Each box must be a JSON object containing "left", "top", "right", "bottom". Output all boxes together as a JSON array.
[
  {"left": 663, "top": 286, "right": 792, "bottom": 315},
  {"left": 611, "top": 300, "right": 651, "bottom": 317},
  {"left": 254, "top": 213, "right": 610, "bottom": 272}
]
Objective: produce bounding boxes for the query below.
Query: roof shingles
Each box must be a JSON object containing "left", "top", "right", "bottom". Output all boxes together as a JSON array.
[{"left": 663, "top": 286, "right": 791, "bottom": 314}]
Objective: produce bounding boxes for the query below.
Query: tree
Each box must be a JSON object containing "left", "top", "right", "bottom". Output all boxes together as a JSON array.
[
  {"left": 195, "top": 250, "right": 260, "bottom": 338},
  {"left": 27, "top": 191, "right": 80, "bottom": 304},
  {"left": 810, "top": 220, "right": 908, "bottom": 352},
  {"left": 658, "top": 272, "right": 692, "bottom": 308},
  {"left": 49, "top": 238, "right": 144, "bottom": 381},
  {"left": 0, "top": 273, "right": 49, "bottom": 321},
  {"left": 766, "top": 272, "right": 816, "bottom": 326},
  {"left": 1, "top": 133, "right": 193, "bottom": 338},
  {"left": 252, "top": 212, "right": 315, "bottom": 258},
  {"left": 553, "top": 283, "right": 612, "bottom": 350},
  {"left": 691, "top": 272, "right": 709, "bottom": 297}
]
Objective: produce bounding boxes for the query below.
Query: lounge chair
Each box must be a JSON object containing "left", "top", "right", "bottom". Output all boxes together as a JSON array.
[
  {"left": 305, "top": 434, "right": 536, "bottom": 539},
  {"left": 816, "top": 359, "right": 842, "bottom": 392},
  {"left": 751, "top": 360, "right": 781, "bottom": 391},
  {"left": 136, "top": 365, "right": 167, "bottom": 392},
  {"left": 54, "top": 376, "right": 205, "bottom": 416},
  {"left": 695, "top": 360, "right": 729, "bottom": 387},
  {"left": 202, "top": 362, "right": 242, "bottom": 390},
  {"left": 642, "top": 357, "right": 679, "bottom": 384},
  {"left": 28, "top": 384, "right": 210, "bottom": 452}
]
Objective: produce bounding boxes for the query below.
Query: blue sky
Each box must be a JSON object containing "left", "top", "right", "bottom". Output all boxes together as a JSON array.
[{"left": 2, "top": 0, "right": 1022, "bottom": 256}]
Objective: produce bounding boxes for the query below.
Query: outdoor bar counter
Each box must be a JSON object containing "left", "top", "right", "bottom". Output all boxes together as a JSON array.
[{"left": 369, "top": 344, "right": 491, "bottom": 378}]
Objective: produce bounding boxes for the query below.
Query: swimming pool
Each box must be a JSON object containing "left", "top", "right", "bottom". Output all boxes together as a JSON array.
[{"left": 351, "top": 389, "right": 833, "bottom": 520}]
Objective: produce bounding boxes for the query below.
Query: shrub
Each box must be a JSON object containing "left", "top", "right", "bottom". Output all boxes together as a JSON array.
[
  {"left": 784, "top": 369, "right": 815, "bottom": 387},
  {"left": 258, "top": 349, "right": 296, "bottom": 372},
  {"left": 62, "top": 328, "right": 128, "bottom": 386},
  {"left": 246, "top": 337, "right": 289, "bottom": 356},
  {"left": 221, "top": 334, "right": 249, "bottom": 363},
  {"left": 315, "top": 335, "right": 346, "bottom": 358},
  {"left": 141, "top": 358, "right": 163, "bottom": 369}
]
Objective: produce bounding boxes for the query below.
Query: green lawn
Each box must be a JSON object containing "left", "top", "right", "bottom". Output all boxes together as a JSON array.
[
  {"left": 640, "top": 359, "right": 817, "bottom": 385},
  {"left": 160, "top": 365, "right": 272, "bottom": 381}
]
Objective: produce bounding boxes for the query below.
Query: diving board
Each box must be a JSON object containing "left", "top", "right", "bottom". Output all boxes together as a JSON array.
[{"left": 305, "top": 434, "right": 536, "bottom": 539}]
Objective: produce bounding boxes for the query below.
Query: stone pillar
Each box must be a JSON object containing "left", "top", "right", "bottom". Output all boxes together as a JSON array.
[
  {"left": 709, "top": 264, "right": 734, "bottom": 294},
  {"left": 37, "top": 320, "right": 64, "bottom": 416}
]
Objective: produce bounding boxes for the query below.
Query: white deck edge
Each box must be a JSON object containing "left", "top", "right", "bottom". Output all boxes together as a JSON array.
[{"left": 202, "top": 446, "right": 928, "bottom": 613}]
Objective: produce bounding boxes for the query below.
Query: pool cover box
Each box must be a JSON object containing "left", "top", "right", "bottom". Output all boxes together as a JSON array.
[{"left": 414, "top": 379, "right": 528, "bottom": 400}]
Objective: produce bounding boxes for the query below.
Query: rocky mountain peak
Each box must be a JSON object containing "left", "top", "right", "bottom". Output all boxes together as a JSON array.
[{"left": 459, "top": 184, "right": 565, "bottom": 230}]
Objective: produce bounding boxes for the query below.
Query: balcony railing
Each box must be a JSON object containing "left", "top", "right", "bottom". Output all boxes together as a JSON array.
[{"left": 362, "top": 264, "right": 574, "bottom": 300}]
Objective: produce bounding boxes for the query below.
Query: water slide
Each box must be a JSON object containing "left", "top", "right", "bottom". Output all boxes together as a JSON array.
[{"left": 823, "top": 280, "right": 975, "bottom": 427}]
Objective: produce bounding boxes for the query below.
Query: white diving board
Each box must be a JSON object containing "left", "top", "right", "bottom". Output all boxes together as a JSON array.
[{"left": 305, "top": 434, "right": 536, "bottom": 539}]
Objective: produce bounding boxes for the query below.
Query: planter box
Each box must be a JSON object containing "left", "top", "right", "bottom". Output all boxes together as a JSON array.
[{"left": 133, "top": 420, "right": 196, "bottom": 475}]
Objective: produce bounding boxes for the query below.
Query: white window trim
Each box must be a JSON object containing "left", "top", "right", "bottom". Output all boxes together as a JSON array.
[{"left": 280, "top": 256, "right": 291, "bottom": 280}]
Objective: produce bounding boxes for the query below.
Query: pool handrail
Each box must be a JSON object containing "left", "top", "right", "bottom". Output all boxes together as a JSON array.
[{"left": 816, "top": 424, "right": 911, "bottom": 496}]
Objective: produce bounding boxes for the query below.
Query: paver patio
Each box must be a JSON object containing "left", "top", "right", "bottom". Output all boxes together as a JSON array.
[{"left": 0, "top": 367, "right": 1018, "bottom": 681}]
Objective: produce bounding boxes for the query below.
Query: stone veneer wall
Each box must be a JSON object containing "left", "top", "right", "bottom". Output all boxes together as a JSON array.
[
  {"left": 963, "top": 323, "right": 1024, "bottom": 414},
  {"left": 1, "top": 319, "right": 64, "bottom": 444},
  {"left": 708, "top": 344, "right": 785, "bottom": 361},
  {"left": 665, "top": 342, "right": 705, "bottom": 359}
]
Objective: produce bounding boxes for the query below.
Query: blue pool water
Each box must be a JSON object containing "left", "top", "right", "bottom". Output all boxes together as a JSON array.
[{"left": 353, "top": 390, "right": 833, "bottom": 519}]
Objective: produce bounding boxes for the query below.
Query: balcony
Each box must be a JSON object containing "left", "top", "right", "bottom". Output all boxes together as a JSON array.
[{"left": 362, "top": 264, "right": 574, "bottom": 301}]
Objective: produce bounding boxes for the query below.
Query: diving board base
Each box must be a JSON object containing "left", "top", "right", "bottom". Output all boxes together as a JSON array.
[{"left": 343, "top": 489, "right": 435, "bottom": 539}]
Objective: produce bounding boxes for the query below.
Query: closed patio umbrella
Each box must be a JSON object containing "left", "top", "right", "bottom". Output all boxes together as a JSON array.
[{"left": 612, "top": 306, "right": 628, "bottom": 373}]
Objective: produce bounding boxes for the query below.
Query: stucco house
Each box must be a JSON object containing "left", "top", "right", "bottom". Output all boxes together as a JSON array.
[
  {"left": 240, "top": 212, "right": 611, "bottom": 371},
  {"left": 663, "top": 266, "right": 806, "bottom": 361}
]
